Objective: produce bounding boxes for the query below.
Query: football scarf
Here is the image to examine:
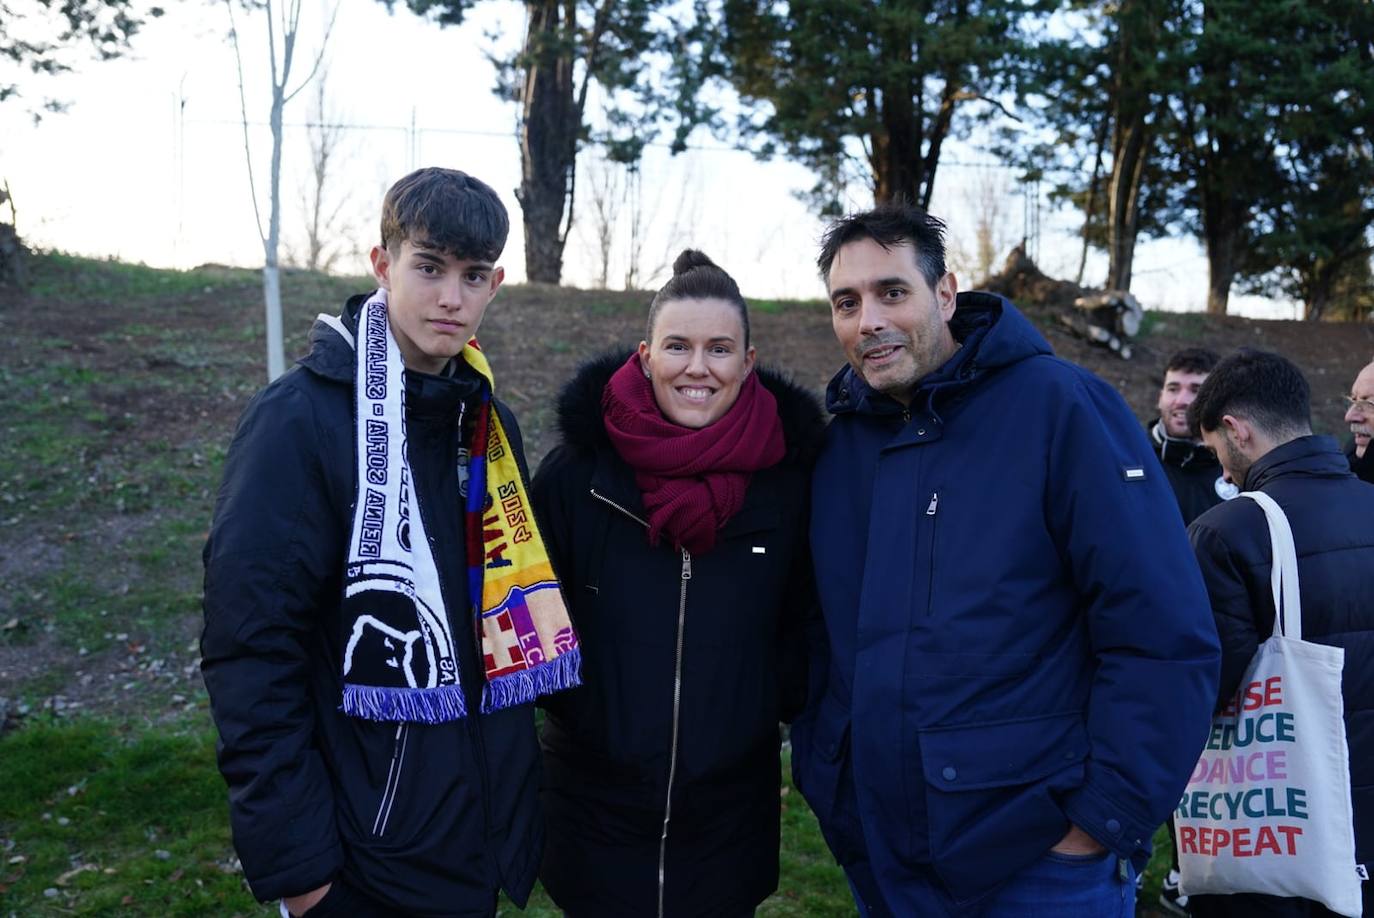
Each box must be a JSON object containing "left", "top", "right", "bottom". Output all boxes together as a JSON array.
[{"left": 335, "top": 288, "right": 580, "bottom": 722}]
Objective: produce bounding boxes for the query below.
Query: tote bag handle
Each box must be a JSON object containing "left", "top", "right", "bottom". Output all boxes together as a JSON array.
[{"left": 1239, "top": 490, "right": 1302, "bottom": 641}]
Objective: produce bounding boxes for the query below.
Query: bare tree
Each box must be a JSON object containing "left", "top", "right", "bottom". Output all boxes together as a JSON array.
[
  {"left": 948, "top": 169, "right": 1016, "bottom": 286},
  {"left": 646, "top": 158, "right": 701, "bottom": 286},
  {"left": 226, "top": 0, "right": 339, "bottom": 380},
  {"left": 620, "top": 157, "right": 700, "bottom": 292},
  {"left": 578, "top": 155, "right": 621, "bottom": 289},
  {"left": 290, "top": 64, "right": 353, "bottom": 274},
  {"left": 622, "top": 164, "right": 647, "bottom": 291}
]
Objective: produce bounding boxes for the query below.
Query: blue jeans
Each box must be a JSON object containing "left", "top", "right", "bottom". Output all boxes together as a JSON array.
[
  {"left": 845, "top": 849, "right": 1134, "bottom": 917},
  {"left": 978, "top": 850, "right": 1135, "bottom": 917}
]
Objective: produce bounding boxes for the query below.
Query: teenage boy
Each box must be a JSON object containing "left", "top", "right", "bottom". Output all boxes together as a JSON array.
[{"left": 202, "top": 168, "right": 579, "bottom": 918}]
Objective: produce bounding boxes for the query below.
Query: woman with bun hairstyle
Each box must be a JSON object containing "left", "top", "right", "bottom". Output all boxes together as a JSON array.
[{"left": 530, "top": 250, "right": 824, "bottom": 918}]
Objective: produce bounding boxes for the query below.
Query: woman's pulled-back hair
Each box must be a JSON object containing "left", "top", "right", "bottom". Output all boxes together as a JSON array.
[{"left": 646, "top": 249, "right": 751, "bottom": 347}]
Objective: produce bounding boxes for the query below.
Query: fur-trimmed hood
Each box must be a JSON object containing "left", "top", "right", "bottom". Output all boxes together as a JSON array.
[{"left": 553, "top": 349, "right": 826, "bottom": 467}]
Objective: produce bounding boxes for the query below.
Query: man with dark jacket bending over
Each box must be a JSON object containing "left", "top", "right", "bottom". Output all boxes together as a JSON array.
[
  {"left": 1186, "top": 349, "right": 1374, "bottom": 917},
  {"left": 793, "top": 201, "right": 1221, "bottom": 917}
]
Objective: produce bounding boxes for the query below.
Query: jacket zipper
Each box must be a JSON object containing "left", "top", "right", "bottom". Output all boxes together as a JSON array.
[
  {"left": 589, "top": 488, "right": 650, "bottom": 528},
  {"left": 372, "top": 723, "right": 409, "bottom": 836},
  {"left": 589, "top": 489, "right": 691, "bottom": 917},
  {"left": 925, "top": 491, "right": 939, "bottom": 613},
  {"left": 658, "top": 547, "right": 691, "bottom": 918}
]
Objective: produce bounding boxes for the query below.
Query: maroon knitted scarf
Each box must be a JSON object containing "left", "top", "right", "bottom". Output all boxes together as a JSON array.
[{"left": 601, "top": 354, "right": 786, "bottom": 555}]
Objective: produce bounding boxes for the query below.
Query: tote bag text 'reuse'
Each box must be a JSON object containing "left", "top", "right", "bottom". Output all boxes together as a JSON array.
[{"left": 1176, "top": 490, "right": 1362, "bottom": 916}]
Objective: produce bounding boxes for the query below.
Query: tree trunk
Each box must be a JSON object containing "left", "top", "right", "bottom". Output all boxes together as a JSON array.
[
  {"left": 1204, "top": 219, "right": 1237, "bottom": 315},
  {"left": 1106, "top": 113, "right": 1146, "bottom": 291},
  {"left": 516, "top": 0, "right": 577, "bottom": 284},
  {"left": 869, "top": 12, "right": 925, "bottom": 206},
  {"left": 919, "top": 85, "right": 956, "bottom": 211},
  {"left": 872, "top": 95, "right": 922, "bottom": 205},
  {"left": 0, "top": 222, "right": 25, "bottom": 287},
  {"left": 264, "top": 85, "right": 286, "bottom": 380},
  {"left": 1303, "top": 260, "right": 1335, "bottom": 321},
  {"left": 1305, "top": 285, "right": 1330, "bottom": 322},
  {"left": 1077, "top": 114, "right": 1110, "bottom": 286},
  {"left": 1105, "top": 0, "right": 1158, "bottom": 293}
]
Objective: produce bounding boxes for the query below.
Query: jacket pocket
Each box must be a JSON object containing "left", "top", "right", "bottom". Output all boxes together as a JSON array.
[
  {"left": 792, "top": 694, "right": 866, "bottom": 866},
  {"left": 917, "top": 711, "right": 1088, "bottom": 901}
]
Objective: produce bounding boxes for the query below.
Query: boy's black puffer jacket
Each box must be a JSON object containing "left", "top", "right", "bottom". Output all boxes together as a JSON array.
[{"left": 202, "top": 295, "right": 541, "bottom": 917}]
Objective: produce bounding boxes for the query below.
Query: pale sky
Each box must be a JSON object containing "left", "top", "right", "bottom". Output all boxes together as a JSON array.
[{"left": 1, "top": 1, "right": 1294, "bottom": 317}]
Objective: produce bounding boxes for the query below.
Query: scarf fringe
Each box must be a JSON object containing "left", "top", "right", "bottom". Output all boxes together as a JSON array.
[
  {"left": 342, "top": 683, "right": 469, "bottom": 723},
  {"left": 480, "top": 647, "right": 583, "bottom": 714}
]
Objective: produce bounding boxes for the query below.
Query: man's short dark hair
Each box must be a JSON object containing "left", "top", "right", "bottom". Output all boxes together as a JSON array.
[
  {"left": 1165, "top": 347, "right": 1221, "bottom": 377},
  {"left": 817, "top": 202, "right": 948, "bottom": 287},
  {"left": 1188, "top": 349, "right": 1312, "bottom": 439},
  {"left": 380, "top": 167, "right": 509, "bottom": 262}
]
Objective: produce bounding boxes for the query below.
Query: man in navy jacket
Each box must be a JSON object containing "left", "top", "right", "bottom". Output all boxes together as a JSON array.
[{"left": 793, "top": 202, "right": 1221, "bottom": 916}]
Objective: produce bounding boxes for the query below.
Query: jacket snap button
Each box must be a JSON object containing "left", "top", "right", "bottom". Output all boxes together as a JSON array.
[
  {"left": 1106, "top": 818, "right": 1121, "bottom": 834},
  {"left": 917, "top": 429, "right": 926, "bottom": 436},
  {"left": 941, "top": 766, "right": 957, "bottom": 781}
]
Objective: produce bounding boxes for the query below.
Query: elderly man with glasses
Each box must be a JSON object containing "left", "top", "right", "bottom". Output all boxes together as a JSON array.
[{"left": 1345, "top": 359, "right": 1374, "bottom": 485}]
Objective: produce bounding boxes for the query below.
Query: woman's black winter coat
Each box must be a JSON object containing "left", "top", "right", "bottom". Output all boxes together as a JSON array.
[{"left": 530, "top": 353, "right": 825, "bottom": 918}]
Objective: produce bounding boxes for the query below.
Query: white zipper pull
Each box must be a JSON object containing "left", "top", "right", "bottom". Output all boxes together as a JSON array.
[
  {"left": 925, "top": 492, "right": 939, "bottom": 516},
  {"left": 681, "top": 550, "right": 692, "bottom": 580}
]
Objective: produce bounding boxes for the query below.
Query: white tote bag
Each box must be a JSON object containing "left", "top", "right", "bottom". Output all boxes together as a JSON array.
[{"left": 1176, "top": 490, "right": 1363, "bottom": 916}]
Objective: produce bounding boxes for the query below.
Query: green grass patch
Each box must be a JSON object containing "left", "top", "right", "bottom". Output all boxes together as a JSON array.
[
  {"left": 0, "top": 717, "right": 272, "bottom": 915},
  {"left": 0, "top": 718, "right": 856, "bottom": 916},
  {"left": 1139, "top": 309, "right": 1211, "bottom": 341},
  {"left": 766, "top": 749, "right": 851, "bottom": 915},
  {"left": 3, "top": 714, "right": 1171, "bottom": 917},
  {"left": 15, "top": 511, "right": 210, "bottom": 654},
  {"left": 24, "top": 252, "right": 257, "bottom": 302},
  {"left": 750, "top": 297, "right": 830, "bottom": 315}
]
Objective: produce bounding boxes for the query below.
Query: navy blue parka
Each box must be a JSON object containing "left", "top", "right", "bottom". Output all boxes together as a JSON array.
[{"left": 795, "top": 292, "right": 1222, "bottom": 912}]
